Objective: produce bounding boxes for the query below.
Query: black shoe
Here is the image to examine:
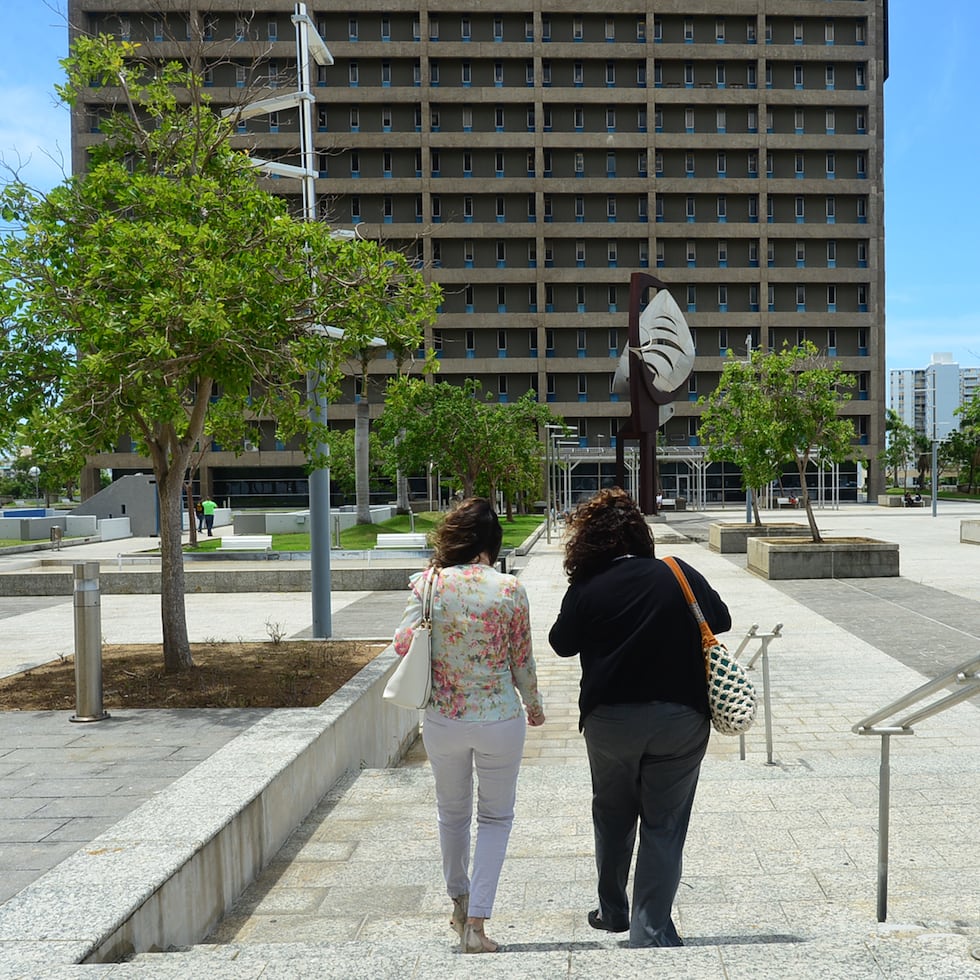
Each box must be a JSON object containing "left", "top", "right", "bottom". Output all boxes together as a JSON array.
[{"left": 588, "top": 909, "right": 629, "bottom": 933}]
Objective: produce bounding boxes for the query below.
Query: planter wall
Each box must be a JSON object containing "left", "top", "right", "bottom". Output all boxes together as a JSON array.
[
  {"left": 708, "top": 522, "right": 808, "bottom": 554},
  {"left": 961, "top": 520, "right": 980, "bottom": 546},
  {"left": 877, "top": 494, "right": 904, "bottom": 508},
  {"left": 747, "top": 536, "right": 900, "bottom": 580}
]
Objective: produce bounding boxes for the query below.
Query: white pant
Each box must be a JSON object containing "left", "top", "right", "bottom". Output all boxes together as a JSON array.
[{"left": 422, "top": 710, "right": 526, "bottom": 919}]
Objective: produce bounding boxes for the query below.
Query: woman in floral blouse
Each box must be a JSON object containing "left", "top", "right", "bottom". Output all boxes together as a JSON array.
[{"left": 392, "top": 497, "right": 545, "bottom": 953}]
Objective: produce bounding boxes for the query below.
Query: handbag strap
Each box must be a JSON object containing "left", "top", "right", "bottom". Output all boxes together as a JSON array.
[
  {"left": 662, "top": 556, "right": 718, "bottom": 653},
  {"left": 418, "top": 568, "right": 436, "bottom": 627}
]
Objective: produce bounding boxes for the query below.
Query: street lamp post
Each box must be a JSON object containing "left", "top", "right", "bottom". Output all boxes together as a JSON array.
[{"left": 28, "top": 465, "right": 40, "bottom": 504}]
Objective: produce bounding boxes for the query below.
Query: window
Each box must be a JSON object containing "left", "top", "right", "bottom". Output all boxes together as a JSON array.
[
  {"left": 826, "top": 108, "right": 836, "bottom": 132},
  {"left": 857, "top": 285, "right": 868, "bottom": 307},
  {"left": 827, "top": 286, "right": 837, "bottom": 308},
  {"left": 684, "top": 62, "right": 695, "bottom": 86},
  {"left": 573, "top": 16, "right": 584, "bottom": 41},
  {"left": 718, "top": 240, "right": 728, "bottom": 263},
  {"left": 857, "top": 198, "right": 868, "bottom": 221},
  {"left": 655, "top": 151, "right": 664, "bottom": 175},
  {"left": 718, "top": 285, "right": 728, "bottom": 308},
  {"left": 462, "top": 151, "right": 472, "bottom": 175},
  {"left": 795, "top": 152, "right": 805, "bottom": 176},
  {"left": 383, "top": 151, "right": 393, "bottom": 175},
  {"left": 684, "top": 18, "right": 694, "bottom": 42},
  {"left": 856, "top": 152, "right": 867, "bottom": 178},
  {"left": 605, "top": 62, "right": 616, "bottom": 86},
  {"left": 638, "top": 150, "right": 647, "bottom": 176},
  {"left": 767, "top": 241, "right": 775, "bottom": 265},
  {"left": 825, "top": 65, "right": 835, "bottom": 88},
  {"left": 463, "top": 196, "right": 473, "bottom": 219},
  {"left": 686, "top": 240, "right": 697, "bottom": 263},
  {"left": 717, "top": 195, "right": 727, "bottom": 219},
  {"left": 827, "top": 240, "right": 837, "bottom": 264},
  {"left": 381, "top": 16, "right": 390, "bottom": 40},
  {"left": 574, "top": 106, "right": 585, "bottom": 129},
  {"left": 494, "top": 62, "right": 504, "bottom": 85},
  {"left": 747, "top": 63, "right": 757, "bottom": 87},
  {"left": 429, "top": 16, "right": 439, "bottom": 40},
  {"left": 685, "top": 152, "right": 695, "bottom": 176},
  {"left": 464, "top": 285, "right": 474, "bottom": 308},
  {"left": 348, "top": 16, "right": 358, "bottom": 40},
  {"left": 526, "top": 61, "right": 534, "bottom": 85},
  {"left": 463, "top": 106, "right": 473, "bottom": 129},
  {"left": 573, "top": 62, "right": 584, "bottom": 85},
  {"left": 749, "top": 284, "right": 759, "bottom": 308},
  {"left": 857, "top": 241, "right": 868, "bottom": 265},
  {"left": 606, "top": 151, "right": 616, "bottom": 175},
  {"left": 494, "top": 16, "right": 503, "bottom": 41},
  {"left": 716, "top": 108, "right": 727, "bottom": 131},
  {"left": 463, "top": 240, "right": 474, "bottom": 263},
  {"left": 856, "top": 64, "right": 866, "bottom": 88},
  {"left": 268, "top": 19, "right": 278, "bottom": 41},
  {"left": 794, "top": 21, "right": 804, "bottom": 43},
  {"left": 542, "top": 17, "right": 551, "bottom": 41},
  {"left": 716, "top": 19, "right": 726, "bottom": 42},
  {"left": 826, "top": 195, "right": 836, "bottom": 219},
  {"left": 796, "top": 284, "right": 806, "bottom": 307},
  {"left": 495, "top": 151, "right": 505, "bottom": 175},
  {"left": 795, "top": 109, "right": 805, "bottom": 131},
  {"left": 575, "top": 196, "right": 585, "bottom": 219},
  {"left": 496, "top": 196, "right": 505, "bottom": 220},
  {"left": 605, "top": 107, "right": 616, "bottom": 129},
  {"left": 796, "top": 241, "right": 806, "bottom": 264},
  {"left": 746, "top": 19, "right": 756, "bottom": 43},
  {"left": 638, "top": 107, "right": 648, "bottom": 131},
  {"left": 606, "top": 196, "right": 617, "bottom": 219},
  {"left": 639, "top": 17, "right": 648, "bottom": 41},
  {"left": 686, "top": 195, "right": 696, "bottom": 220},
  {"left": 608, "top": 241, "right": 618, "bottom": 263},
  {"left": 429, "top": 108, "right": 439, "bottom": 129},
  {"left": 748, "top": 150, "right": 758, "bottom": 176},
  {"left": 825, "top": 21, "right": 835, "bottom": 44},
  {"left": 794, "top": 64, "right": 804, "bottom": 87},
  {"left": 576, "top": 328, "right": 587, "bottom": 353},
  {"left": 461, "top": 62, "right": 472, "bottom": 85},
  {"left": 826, "top": 152, "right": 836, "bottom": 176},
  {"left": 381, "top": 62, "right": 391, "bottom": 85},
  {"left": 685, "top": 107, "right": 695, "bottom": 130},
  {"left": 578, "top": 373, "right": 588, "bottom": 397},
  {"left": 349, "top": 62, "right": 359, "bottom": 85},
  {"left": 748, "top": 240, "right": 759, "bottom": 264},
  {"left": 542, "top": 61, "right": 552, "bottom": 85},
  {"left": 687, "top": 285, "right": 697, "bottom": 309},
  {"left": 382, "top": 196, "right": 393, "bottom": 220},
  {"left": 717, "top": 151, "right": 727, "bottom": 174},
  {"left": 351, "top": 196, "right": 361, "bottom": 220},
  {"left": 465, "top": 330, "right": 475, "bottom": 353},
  {"left": 461, "top": 15, "right": 471, "bottom": 40},
  {"left": 432, "top": 195, "right": 442, "bottom": 219},
  {"left": 637, "top": 62, "right": 646, "bottom": 86},
  {"left": 381, "top": 106, "right": 392, "bottom": 129},
  {"left": 856, "top": 109, "right": 867, "bottom": 133},
  {"left": 574, "top": 152, "right": 585, "bottom": 175},
  {"left": 716, "top": 62, "right": 726, "bottom": 86},
  {"left": 495, "top": 106, "right": 505, "bottom": 129},
  {"left": 497, "top": 328, "right": 507, "bottom": 351},
  {"left": 575, "top": 241, "right": 586, "bottom": 263},
  {"left": 606, "top": 16, "right": 615, "bottom": 41}
]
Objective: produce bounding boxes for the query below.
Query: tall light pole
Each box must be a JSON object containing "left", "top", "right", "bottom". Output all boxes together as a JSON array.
[
  {"left": 223, "top": 4, "right": 336, "bottom": 636},
  {"left": 28, "top": 465, "right": 40, "bottom": 504}
]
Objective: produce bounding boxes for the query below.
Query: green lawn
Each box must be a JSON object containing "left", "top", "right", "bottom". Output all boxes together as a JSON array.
[{"left": 182, "top": 511, "right": 544, "bottom": 554}]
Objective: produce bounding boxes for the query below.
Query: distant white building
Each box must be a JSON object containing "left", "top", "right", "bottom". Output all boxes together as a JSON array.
[{"left": 889, "top": 353, "right": 979, "bottom": 441}]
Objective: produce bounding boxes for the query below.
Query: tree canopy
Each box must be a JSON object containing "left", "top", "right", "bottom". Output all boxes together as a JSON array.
[
  {"left": 698, "top": 342, "right": 859, "bottom": 541},
  {"left": 377, "top": 377, "right": 560, "bottom": 517},
  {"left": 0, "top": 37, "right": 439, "bottom": 670}
]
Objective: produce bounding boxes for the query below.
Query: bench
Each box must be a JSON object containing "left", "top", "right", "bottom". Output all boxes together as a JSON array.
[
  {"left": 658, "top": 499, "right": 675, "bottom": 510},
  {"left": 375, "top": 532, "right": 428, "bottom": 550},
  {"left": 776, "top": 497, "right": 799, "bottom": 509},
  {"left": 219, "top": 535, "right": 273, "bottom": 551}
]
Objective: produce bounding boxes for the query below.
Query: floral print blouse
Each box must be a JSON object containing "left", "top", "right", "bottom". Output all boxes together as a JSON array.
[{"left": 392, "top": 563, "right": 543, "bottom": 722}]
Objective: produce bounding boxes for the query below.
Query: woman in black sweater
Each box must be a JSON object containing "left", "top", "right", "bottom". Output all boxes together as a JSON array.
[{"left": 549, "top": 488, "right": 730, "bottom": 948}]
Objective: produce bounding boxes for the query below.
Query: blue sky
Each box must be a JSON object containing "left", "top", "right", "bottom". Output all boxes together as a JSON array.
[{"left": 1, "top": 2, "right": 977, "bottom": 375}]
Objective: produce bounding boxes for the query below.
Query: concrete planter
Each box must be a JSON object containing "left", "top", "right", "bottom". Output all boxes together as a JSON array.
[
  {"left": 877, "top": 494, "right": 904, "bottom": 507},
  {"left": 961, "top": 520, "right": 980, "bottom": 546},
  {"left": 708, "top": 521, "right": 808, "bottom": 554},
  {"left": 747, "top": 536, "right": 900, "bottom": 580}
]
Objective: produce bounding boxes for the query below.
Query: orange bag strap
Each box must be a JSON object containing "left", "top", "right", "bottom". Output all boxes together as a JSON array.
[{"left": 662, "top": 556, "right": 718, "bottom": 662}]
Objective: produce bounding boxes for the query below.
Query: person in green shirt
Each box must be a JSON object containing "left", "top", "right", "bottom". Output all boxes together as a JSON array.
[{"left": 201, "top": 496, "right": 217, "bottom": 536}]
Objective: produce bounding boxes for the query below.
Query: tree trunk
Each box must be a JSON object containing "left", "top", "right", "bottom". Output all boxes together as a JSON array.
[
  {"left": 157, "top": 463, "right": 193, "bottom": 672},
  {"left": 796, "top": 458, "right": 822, "bottom": 543},
  {"left": 750, "top": 488, "right": 762, "bottom": 527},
  {"left": 354, "top": 398, "right": 371, "bottom": 524}
]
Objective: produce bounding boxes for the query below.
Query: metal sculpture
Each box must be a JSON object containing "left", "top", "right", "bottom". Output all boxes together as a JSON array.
[{"left": 613, "top": 273, "right": 695, "bottom": 514}]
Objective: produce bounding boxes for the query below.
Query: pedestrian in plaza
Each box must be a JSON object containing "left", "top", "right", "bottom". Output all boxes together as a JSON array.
[
  {"left": 201, "top": 495, "right": 217, "bottom": 536},
  {"left": 195, "top": 499, "right": 204, "bottom": 532},
  {"left": 548, "top": 487, "right": 730, "bottom": 948},
  {"left": 391, "top": 497, "right": 545, "bottom": 953}
]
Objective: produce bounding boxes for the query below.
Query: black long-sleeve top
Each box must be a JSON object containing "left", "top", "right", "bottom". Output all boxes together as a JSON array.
[{"left": 548, "top": 555, "right": 731, "bottom": 731}]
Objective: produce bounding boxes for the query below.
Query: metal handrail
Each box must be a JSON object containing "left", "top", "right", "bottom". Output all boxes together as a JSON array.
[
  {"left": 852, "top": 654, "right": 980, "bottom": 923},
  {"left": 733, "top": 623, "right": 783, "bottom": 764}
]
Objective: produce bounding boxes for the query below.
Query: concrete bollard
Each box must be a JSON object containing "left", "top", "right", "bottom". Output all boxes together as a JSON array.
[{"left": 70, "top": 561, "right": 109, "bottom": 723}]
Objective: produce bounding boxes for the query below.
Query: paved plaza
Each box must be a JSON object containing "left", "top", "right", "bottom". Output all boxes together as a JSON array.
[{"left": 0, "top": 502, "right": 978, "bottom": 977}]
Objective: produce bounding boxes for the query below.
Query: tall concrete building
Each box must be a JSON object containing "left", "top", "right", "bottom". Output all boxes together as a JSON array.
[
  {"left": 890, "top": 353, "right": 979, "bottom": 443},
  {"left": 69, "top": 1, "right": 888, "bottom": 505}
]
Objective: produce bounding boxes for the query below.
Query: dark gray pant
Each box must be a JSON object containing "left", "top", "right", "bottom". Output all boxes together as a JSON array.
[{"left": 583, "top": 700, "right": 709, "bottom": 947}]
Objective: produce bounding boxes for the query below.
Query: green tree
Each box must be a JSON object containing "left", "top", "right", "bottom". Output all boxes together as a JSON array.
[
  {"left": 698, "top": 342, "right": 859, "bottom": 542},
  {"left": 946, "top": 392, "right": 980, "bottom": 491},
  {"left": 377, "top": 378, "right": 559, "bottom": 516},
  {"left": 0, "top": 38, "right": 437, "bottom": 671},
  {"left": 878, "top": 409, "right": 916, "bottom": 489},
  {"left": 698, "top": 358, "right": 782, "bottom": 526}
]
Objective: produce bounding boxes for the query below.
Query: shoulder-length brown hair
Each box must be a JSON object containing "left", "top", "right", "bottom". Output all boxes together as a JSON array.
[
  {"left": 562, "top": 487, "right": 654, "bottom": 584},
  {"left": 430, "top": 497, "right": 503, "bottom": 568}
]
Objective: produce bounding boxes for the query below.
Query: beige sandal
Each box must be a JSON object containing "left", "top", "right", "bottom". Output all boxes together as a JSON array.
[{"left": 450, "top": 894, "right": 468, "bottom": 938}]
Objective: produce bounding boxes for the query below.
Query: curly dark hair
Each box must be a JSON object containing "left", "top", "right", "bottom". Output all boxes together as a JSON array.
[
  {"left": 562, "top": 487, "right": 654, "bottom": 583},
  {"left": 430, "top": 497, "right": 504, "bottom": 568}
]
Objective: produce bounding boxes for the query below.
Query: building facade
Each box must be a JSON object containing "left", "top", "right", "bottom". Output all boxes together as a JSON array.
[
  {"left": 69, "top": 1, "right": 888, "bottom": 505},
  {"left": 890, "top": 353, "right": 979, "bottom": 443}
]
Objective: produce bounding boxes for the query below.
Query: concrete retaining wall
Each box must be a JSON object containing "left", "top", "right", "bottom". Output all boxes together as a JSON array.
[
  {"left": 66, "top": 515, "right": 98, "bottom": 537},
  {"left": 98, "top": 517, "right": 132, "bottom": 541},
  {"left": 0, "top": 563, "right": 419, "bottom": 596},
  {"left": 877, "top": 494, "right": 904, "bottom": 507},
  {"left": 961, "top": 520, "right": 980, "bottom": 546},
  {"left": 0, "top": 651, "right": 420, "bottom": 968}
]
